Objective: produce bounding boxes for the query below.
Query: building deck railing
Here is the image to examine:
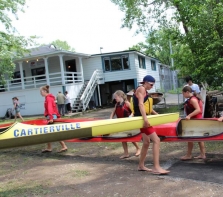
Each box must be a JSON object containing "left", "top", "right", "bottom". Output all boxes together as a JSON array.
[{"left": 0, "top": 71, "right": 83, "bottom": 92}]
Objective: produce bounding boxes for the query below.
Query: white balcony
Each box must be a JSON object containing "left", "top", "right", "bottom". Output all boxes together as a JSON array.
[{"left": 0, "top": 71, "right": 83, "bottom": 92}]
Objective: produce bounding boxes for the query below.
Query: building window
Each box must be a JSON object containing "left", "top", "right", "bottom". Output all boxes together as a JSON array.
[
  {"left": 104, "top": 58, "right": 110, "bottom": 71},
  {"left": 151, "top": 60, "right": 156, "bottom": 71},
  {"left": 11, "top": 71, "right": 26, "bottom": 84},
  {"left": 102, "top": 55, "right": 130, "bottom": 72},
  {"left": 122, "top": 55, "right": 129, "bottom": 69},
  {"left": 138, "top": 56, "right": 146, "bottom": 69},
  {"left": 31, "top": 67, "right": 45, "bottom": 80}
]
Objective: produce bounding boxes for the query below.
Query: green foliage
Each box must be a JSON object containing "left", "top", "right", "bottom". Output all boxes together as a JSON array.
[
  {"left": 0, "top": 32, "right": 34, "bottom": 84},
  {"left": 51, "top": 39, "right": 75, "bottom": 52},
  {"left": 111, "top": 0, "right": 223, "bottom": 88},
  {"left": 0, "top": 0, "right": 35, "bottom": 85}
]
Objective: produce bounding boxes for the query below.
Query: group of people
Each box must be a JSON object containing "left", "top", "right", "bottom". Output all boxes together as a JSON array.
[
  {"left": 12, "top": 74, "right": 223, "bottom": 174},
  {"left": 11, "top": 90, "right": 72, "bottom": 122},
  {"left": 12, "top": 88, "right": 71, "bottom": 153},
  {"left": 110, "top": 75, "right": 169, "bottom": 174},
  {"left": 56, "top": 91, "right": 71, "bottom": 116},
  {"left": 109, "top": 75, "right": 223, "bottom": 174}
]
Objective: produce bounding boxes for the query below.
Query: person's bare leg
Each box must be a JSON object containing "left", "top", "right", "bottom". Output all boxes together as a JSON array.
[
  {"left": 120, "top": 142, "right": 129, "bottom": 158},
  {"left": 47, "top": 142, "right": 52, "bottom": 149},
  {"left": 138, "top": 133, "right": 152, "bottom": 172},
  {"left": 18, "top": 113, "right": 24, "bottom": 121},
  {"left": 194, "top": 142, "right": 206, "bottom": 159},
  {"left": 181, "top": 142, "right": 193, "bottom": 160},
  {"left": 150, "top": 132, "right": 170, "bottom": 174},
  {"left": 42, "top": 143, "right": 52, "bottom": 153},
  {"left": 14, "top": 114, "right": 17, "bottom": 122},
  {"left": 59, "top": 141, "right": 67, "bottom": 150},
  {"left": 132, "top": 142, "right": 141, "bottom": 156}
]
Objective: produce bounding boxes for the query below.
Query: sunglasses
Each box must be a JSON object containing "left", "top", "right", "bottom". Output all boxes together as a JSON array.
[{"left": 146, "top": 82, "right": 154, "bottom": 86}]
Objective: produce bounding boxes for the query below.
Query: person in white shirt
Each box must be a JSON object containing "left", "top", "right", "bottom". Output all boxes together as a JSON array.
[
  {"left": 65, "top": 91, "right": 71, "bottom": 113},
  {"left": 185, "top": 76, "right": 203, "bottom": 101}
]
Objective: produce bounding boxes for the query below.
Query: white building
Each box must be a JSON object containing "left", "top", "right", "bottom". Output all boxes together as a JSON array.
[{"left": 0, "top": 45, "right": 177, "bottom": 117}]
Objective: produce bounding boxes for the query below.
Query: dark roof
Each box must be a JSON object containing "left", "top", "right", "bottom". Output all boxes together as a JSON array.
[
  {"left": 17, "top": 45, "right": 90, "bottom": 61},
  {"left": 28, "top": 45, "right": 59, "bottom": 56}
]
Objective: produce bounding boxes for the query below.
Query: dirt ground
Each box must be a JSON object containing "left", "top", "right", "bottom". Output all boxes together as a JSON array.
[{"left": 1, "top": 108, "right": 223, "bottom": 197}]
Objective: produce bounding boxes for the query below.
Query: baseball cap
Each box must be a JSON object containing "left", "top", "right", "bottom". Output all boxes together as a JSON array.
[{"left": 140, "top": 75, "right": 155, "bottom": 84}]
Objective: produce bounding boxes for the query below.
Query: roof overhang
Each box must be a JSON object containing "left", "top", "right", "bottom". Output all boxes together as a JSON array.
[{"left": 15, "top": 50, "right": 91, "bottom": 62}]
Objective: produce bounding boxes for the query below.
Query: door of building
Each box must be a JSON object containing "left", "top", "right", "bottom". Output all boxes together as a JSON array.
[{"left": 65, "top": 59, "right": 77, "bottom": 83}]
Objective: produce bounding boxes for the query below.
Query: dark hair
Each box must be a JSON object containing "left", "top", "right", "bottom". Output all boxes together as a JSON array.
[
  {"left": 185, "top": 76, "right": 192, "bottom": 83},
  {"left": 40, "top": 85, "right": 50, "bottom": 93},
  {"left": 12, "top": 97, "right": 19, "bottom": 100},
  {"left": 65, "top": 91, "right": 68, "bottom": 94}
]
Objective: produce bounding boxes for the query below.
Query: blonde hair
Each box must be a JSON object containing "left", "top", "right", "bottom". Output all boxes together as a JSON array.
[
  {"left": 40, "top": 85, "right": 50, "bottom": 93},
  {"left": 113, "top": 90, "right": 127, "bottom": 101}
]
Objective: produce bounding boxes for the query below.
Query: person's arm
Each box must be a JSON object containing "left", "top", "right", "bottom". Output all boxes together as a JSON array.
[
  {"left": 151, "top": 109, "right": 158, "bottom": 115},
  {"left": 110, "top": 104, "right": 117, "bottom": 119},
  {"left": 136, "top": 87, "right": 150, "bottom": 127},
  {"left": 185, "top": 98, "right": 201, "bottom": 120}
]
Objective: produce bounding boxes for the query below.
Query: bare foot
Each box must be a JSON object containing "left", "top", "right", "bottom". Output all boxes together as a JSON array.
[
  {"left": 152, "top": 167, "right": 170, "bottom": 175},
  {"left": 119, "top": 154, "right": 130, "bottom": 159},
  {"left": 194, "top": 155, "right": 206, "bottom": 159},
  {"left": 137, "top": 166, "right": 152, "bottom": 172},
  {"left": 180, "top": 155, "right": 192, "bottom": 161},
  {"left": 135, "top": 149, "right": 141, "bottom": 156}
]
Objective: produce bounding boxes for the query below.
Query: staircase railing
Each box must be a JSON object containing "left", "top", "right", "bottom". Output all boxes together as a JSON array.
[{"left": 80, "top": 69, "right": 103, "bottom": 111}]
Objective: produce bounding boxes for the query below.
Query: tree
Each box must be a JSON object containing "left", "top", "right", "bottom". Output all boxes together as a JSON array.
[
  {"left": 111, "top": 0, "right": 223, "bottom": 87},
  {"left": 51, "top": 40, "right": 75, "bottom": 52},
  {"left": 0, "top": 0, "right": 34, "bottom": 85},
  {"left": 129, "top": 28, "right": 193, "bottom": 78},
  {"left": 129, "top": 29, "right": 175, "bottom": 66}
]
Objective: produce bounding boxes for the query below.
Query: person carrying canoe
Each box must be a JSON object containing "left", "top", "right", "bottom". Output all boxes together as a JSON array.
[
  {"left": 132, "top": 75, "right": 169, "bottom": 175},
  {"left": 40, "top": 85, "right": 68, "bottom": 153},
  {"left": 110, "top": 90, "right": 141, "bottom": 159},
  {"left": 180, "top": 86, "right": 206, "bottom": 160}
]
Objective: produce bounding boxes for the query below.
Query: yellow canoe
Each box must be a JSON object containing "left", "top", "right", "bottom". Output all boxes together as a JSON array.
[{"left": 0, "top": 113, "right": 179, "bottom": 149}]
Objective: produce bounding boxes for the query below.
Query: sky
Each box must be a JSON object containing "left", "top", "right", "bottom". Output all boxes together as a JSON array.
[{"left": 11, "top": 0, "right": 146, "bottom": 54}]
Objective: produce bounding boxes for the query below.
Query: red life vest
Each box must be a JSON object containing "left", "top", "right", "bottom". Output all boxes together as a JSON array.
[
  {"left": 115, "top": 102, "right": 131, "bottom": 118},
  {"left": 184, "top": 96, "right": 203, "bottom": 118}
]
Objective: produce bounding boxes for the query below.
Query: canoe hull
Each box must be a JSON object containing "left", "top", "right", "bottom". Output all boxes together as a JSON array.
[
  {"left": 0, "top": 113, "right": 178, "bottom": 149},
  {"left": 155, "top": 118, "right": 223, "bottom": 142}
]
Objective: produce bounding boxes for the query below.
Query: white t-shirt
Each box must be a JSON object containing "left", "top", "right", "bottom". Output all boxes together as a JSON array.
[
  {"left": 184, "top": 83, "right": 200, "bottom": 94},
  {"left": 65, "top": 94, "right": 71, "bottom": 104},
  {"left": 184, "top": 83, "right": 200, "bottom": 101},
  {"left": 188, "top": 83, "right": 200, "bottom": 94}
]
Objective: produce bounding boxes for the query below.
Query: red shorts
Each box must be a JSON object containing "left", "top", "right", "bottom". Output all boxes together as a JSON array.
[{"left": 140, "top": 126, "right": 155, "bottom": 135}]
